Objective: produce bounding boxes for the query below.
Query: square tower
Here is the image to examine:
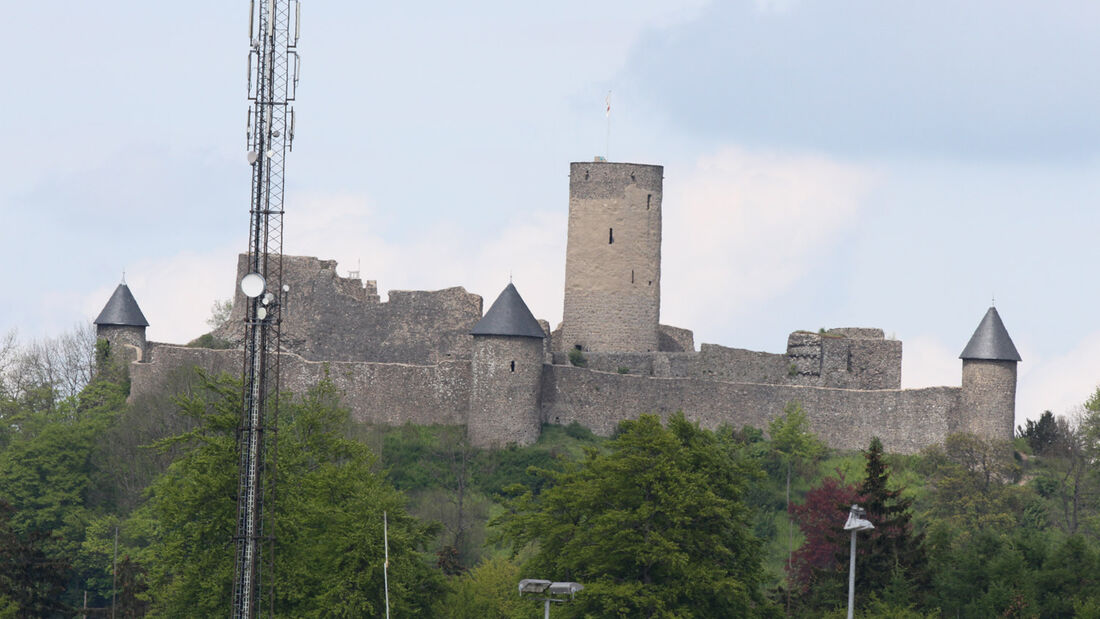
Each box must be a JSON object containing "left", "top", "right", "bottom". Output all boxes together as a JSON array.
[{"left": 561, "top": 161, "right": 663, "bottom": 352}]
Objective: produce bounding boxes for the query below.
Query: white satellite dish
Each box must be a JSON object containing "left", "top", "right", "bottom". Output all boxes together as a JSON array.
[
  {"left": 262, "top": 292, "right": 275, "bottom": 305},
  {"left": 282, "top": 284, "right": 290, "bottom": 292},
  {"left": 266, "top": 149, "right": 275, "bottom": 158},
  {"left": 247, "top": 151, "right": 259, "bottom": 164},
  {"left": 256, "top": 306, "right": 268, "bottom": 320},
  {"left": 241, "top": 272, "right": 266, "bottom": 298}
]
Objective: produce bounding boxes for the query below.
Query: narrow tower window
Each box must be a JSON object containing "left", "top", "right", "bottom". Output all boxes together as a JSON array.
[
  {"left": 647, "top": 194, "right": 652, "bottom": 210},
  {"left": 631, "top": 269, "right": 634, "bottom": 283},
  {"left": 510, "top": 360, "right": 515, "bottom": 372},
  {"left": 584, "top": 169, "right": 589, "bottom": 180},
  {"left": 609, "top": 228, "right": 614, "bottom": 244}
]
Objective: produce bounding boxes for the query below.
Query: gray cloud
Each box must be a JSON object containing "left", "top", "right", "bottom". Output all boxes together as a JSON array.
[{"left": 621, "top": 0, "right": 1100, "bottom": 160}]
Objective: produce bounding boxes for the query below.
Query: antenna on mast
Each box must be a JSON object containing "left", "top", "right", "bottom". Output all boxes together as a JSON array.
[{"left": 232, "top": 1, "right": 301, "bottom": 617}]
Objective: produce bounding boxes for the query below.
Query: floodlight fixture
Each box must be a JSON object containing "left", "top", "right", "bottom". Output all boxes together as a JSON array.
[
  {"left": 548, "top": 582, "right": 583, "bottom": 598},
  {"left": 844, "top": 504, "right": 873, "bottom": 619},
  {"left": 241, "top": 272, "right": 266, "bottom": 298},
  {"left": 844, "top": 504, "right": 874, "bottom": 532},
  {"left": 518, "top": 579, "right": 551, "bottom": 595},
  {"left": 519, "top": 578, "right": 583, "bottom": 618}
]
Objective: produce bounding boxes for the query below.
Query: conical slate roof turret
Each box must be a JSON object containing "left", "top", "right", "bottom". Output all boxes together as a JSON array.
[
  {"left": 471, "top": 283, "right": 545, "bottom": 339},
  {"left": 960, "top": 307, "right": 1020, "bottom": 362},
  {"left": 94, "top": 283, "right": 149, "bottom": 327}
]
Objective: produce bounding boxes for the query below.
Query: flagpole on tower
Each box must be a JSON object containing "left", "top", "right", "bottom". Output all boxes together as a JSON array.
[{"left": 605, "top": 90, "right": 611, "bottom": 161}]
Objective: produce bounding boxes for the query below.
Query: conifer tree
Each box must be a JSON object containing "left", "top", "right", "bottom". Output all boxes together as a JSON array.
[{"left": 856, "top": 437, "right": 928, "bottom": 608}]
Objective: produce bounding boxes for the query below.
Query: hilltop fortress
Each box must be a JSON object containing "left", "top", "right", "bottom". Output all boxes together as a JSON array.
[{"left": 94, "top": 161, "right": 1021, "bottom": 454}]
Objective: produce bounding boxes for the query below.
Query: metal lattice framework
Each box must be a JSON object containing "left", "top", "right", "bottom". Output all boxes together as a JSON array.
[{"left": 232, "top": 1, "right": 299, "bottom": 617}]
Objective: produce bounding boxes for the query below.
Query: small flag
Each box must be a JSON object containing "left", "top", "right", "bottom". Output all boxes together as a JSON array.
[{"left": 606, "top": 91, "right": 611, "bottom": 118}]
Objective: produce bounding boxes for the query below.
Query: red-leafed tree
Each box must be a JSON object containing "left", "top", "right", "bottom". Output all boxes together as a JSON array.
[
  {"left": 789, "top": 438, "right": 928, "bottom": 613},
  {"left": 787, "top": 475, "right": 861, "bottom": 593}
]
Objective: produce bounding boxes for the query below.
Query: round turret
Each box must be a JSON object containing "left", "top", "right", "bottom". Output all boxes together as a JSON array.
[
  {"left": 468, "top": 283, "right": 546, "bottom": 447},
  {"left": 958, "top": 307, "right": 1020, "bottom": 440},
  {"left": 94, "top": 282, "right": 149, "bottom": 368}
]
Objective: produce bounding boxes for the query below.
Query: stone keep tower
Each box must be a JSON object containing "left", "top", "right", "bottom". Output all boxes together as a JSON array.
[
  {"left": 93, "top": 282, "right": 150, "bottom": 367},
  {"left": 468, "top": 283, "right": 546, "bottom": 448},
  {"left": 561, "top": 161, "right": 663, "bottom": 353},
  {"left": 958, "top": 306, "right": 1021, "bottom": 440}
]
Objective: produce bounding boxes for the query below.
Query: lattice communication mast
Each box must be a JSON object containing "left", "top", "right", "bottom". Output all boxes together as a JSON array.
[{"left": 233, "top": 1, "right": 299, "bottom": 617}]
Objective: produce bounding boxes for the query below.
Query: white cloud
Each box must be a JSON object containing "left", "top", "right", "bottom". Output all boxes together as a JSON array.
[
  {"left": 1016, "top": 331, "right": 1100, "bottom": 425},
  {"left": 661, "top": 147, "right": 875, "bottom": 338},
  {"left": 900, "top": 335, "right": 959, "bottom": 390}
]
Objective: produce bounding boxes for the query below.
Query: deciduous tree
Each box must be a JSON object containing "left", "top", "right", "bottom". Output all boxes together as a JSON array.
[{"left": 496, "top": 413, "right": 779, "bottom": 618}]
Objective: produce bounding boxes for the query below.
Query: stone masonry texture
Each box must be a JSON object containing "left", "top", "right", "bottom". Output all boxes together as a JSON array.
[
  {"left": 116, "top": 158, "right": 1017, "bottom": 454},
  {"left": 561, "top": 162, "right": 662, "bottom": 353},
  {"left": 468, "top": 335, "right": 544, "bottom": 448}
]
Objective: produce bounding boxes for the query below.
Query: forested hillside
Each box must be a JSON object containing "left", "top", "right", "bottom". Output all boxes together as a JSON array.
[{"left": 2, "top": 327, "right": 1100, "bottom": 617}]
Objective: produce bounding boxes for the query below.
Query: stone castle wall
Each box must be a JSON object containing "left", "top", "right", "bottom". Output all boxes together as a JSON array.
[
  {"left": 131, "top": 344, "right": 469, "bottom": 427},
  {"left": 541, "top": 365, "right": 960, "bottom": 454},
  {"left": 128, "top": 342, "right": 960, "bottom": 454},
  {"left": 213, "top": 255, "right": 482, "bottom": 364},
  {"left": 561, "top": 162, "right": 663, "bottom": 353}
]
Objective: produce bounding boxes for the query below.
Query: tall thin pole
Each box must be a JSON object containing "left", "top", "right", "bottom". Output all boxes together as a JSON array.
[
  {"left": 111, "top": 525, "right": 118, "bottom": 619},
  {"left": 605, "top": 91, "right": 611, "bottom": 160},
  {"left": 384, "top": 511, "right": 391, "bottom": 619},
  {"left": 847, "top": 529, "right": 857, "bottom": 619}
]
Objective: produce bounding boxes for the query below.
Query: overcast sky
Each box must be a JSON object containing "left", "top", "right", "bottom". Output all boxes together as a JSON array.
[{"left": 4, "top": 1, "right": 1099, "bottom": 427}]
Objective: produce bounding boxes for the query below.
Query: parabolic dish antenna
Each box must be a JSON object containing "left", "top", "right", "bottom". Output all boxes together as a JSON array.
[
  {"left": 241, "top": 272, "right": 266, "bottom": 298},
  {"left": 247, "top": 151, "right": 259, "bottom": 164},
  {"left": 256, "top": 306, "right": 268, "bottom": 320}
]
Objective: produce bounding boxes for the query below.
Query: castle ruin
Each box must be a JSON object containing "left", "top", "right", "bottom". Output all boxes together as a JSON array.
[{"left": 94, "top": 160, "right": 1021, "bottom": 454}]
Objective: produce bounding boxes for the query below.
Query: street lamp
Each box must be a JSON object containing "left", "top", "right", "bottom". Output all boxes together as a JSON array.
[
  {"left": 844, "top": 504, "right": 874, "bottom": 619},
  {"left": 519, "top": 579, "right": 583, "bottom": 619}
]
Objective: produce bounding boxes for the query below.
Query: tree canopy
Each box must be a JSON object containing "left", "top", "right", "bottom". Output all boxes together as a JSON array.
[{"left": 496, "top": 412, "right": 779, "bottom": 618}]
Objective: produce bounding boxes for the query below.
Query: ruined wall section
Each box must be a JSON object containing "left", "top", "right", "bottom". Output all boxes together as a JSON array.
[
  {"left": 561, "top": 162, "right": 662, "bottom": 353},
  {"left": 130, "top": 345, "right": 469, "bottom": 427},
  {"left": 658, "top": 324, "right": 694, "bottom": 352},
  {"left": 541, "top": 366, "right": 959, "bottom": 454},
  {"left": 213, "top": 254, "right": 483, "bottom": 364},
  {"left": 785, "top": 329, "right": 901, "bottom": 389}
]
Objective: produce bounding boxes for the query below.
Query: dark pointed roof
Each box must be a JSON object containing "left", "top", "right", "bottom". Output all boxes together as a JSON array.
[
  {"left": 94, "top": 284, "right": 149, "bottom": 327},
  {"left": 960, "top": 307, "right": 1020, "bottom": 362},
  {"left": 470, "top": 283, "right": 545, "bottom": 339}
]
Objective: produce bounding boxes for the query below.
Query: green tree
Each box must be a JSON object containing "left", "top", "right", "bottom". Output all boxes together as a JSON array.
[
  {"left": 140, "top": 372, "right": 442, "bottom": 616},
  {"left": 856, "top": 437, "right": 928, "bottom": 609},
  {"left": 767, "top": 401, "right": 825, "bottom": 607},
  {"left": 1017, "top": 410, "right": 1062, "bottom": 455},
  {"left": 496, "top": 413, "right": 779, "bottom": 618},
  {"left": 438, "top": 555, "right": 538, "bottom": 618},
  {"left": 921, "top": 433, "right": 1023, "bottom": 533}
]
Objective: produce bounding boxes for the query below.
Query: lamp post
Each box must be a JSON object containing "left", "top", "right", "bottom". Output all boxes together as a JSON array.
[
  {"left": 518, "top": 579, "right": 583, "bottom": 619},
  {"left": 844, "top": 504, "right": 874, "bottom": 619}
]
